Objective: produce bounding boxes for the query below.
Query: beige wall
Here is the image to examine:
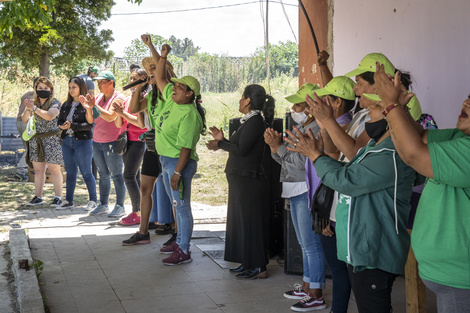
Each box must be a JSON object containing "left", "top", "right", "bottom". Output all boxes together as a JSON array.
[{"left": 330, "top": 0, "right": 470, "bottom": 128}]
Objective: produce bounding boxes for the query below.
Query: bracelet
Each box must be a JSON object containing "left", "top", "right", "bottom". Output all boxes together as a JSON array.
[
  {"left": 33, "top": 106, "right": 38, "bottom": 112},
  {"left": 382, "top": 103, "right": 398, "bottom": 117},
  {"left": 160, "top": 56, "right": 167, "bottom": 60},
  {"left": 174, "top": 171, "right": 182, "bottom": 176}
]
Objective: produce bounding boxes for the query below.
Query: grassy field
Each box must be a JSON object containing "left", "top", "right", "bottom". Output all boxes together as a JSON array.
[{"left": 0, "top": 73, "right": 298, "bottom": 209}]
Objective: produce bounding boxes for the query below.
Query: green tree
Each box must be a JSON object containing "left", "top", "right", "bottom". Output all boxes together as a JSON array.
[
  {"left": 123, "top": 34, "right": 167, "bottom": 65},
  {"left": 167, "top": 36, "right": 200, "bottom": 60},
  {"left": 0, "top": 0, "right": 143, "bottom": 77}
]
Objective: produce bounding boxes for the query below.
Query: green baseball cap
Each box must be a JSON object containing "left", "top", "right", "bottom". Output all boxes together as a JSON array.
[
  {"left": 363, "top": 92, "right": 422, "bottom": 120},
  {"left": 314, "top": 76, "right": 356, "bottom": 101},
  {"left": 93, "top": 70, "right": 115, "bottom": 82},
  {"left": 171, "top": 76, "right": 200, "bottom": 96},
  {"left": 344, "top": 53, "right": 396, "bottom": 77},
  {"left": 285, "top": 83, "right": 320, "bottom": 104},
  {"left": 91, "top": 66, "right": 99, "bottom": 74}
]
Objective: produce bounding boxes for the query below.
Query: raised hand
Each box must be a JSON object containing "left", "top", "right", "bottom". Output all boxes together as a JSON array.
[
  {"left": 141, "top": 34, "right": 152, "bottom": 46},
  {"left": 24, "top": 99, "right": 34, "bottom": 110},
  {"left": 209, "top": 126, "right": 224, "bottom": 141},
  {"left": 317, "top": 50, "right": 330, "bottom": 66},
  {"left": 161, "top": 44, "right": 171, "bottom": 58},
  {"left": 285, "top": 126, "right": 324, "bottom": 161},
  {"left": 264, "top": 128, "right": 282, "bottom": 148},
  {"left": 306, "top": 93, "right": 335, "bottom": 122}
]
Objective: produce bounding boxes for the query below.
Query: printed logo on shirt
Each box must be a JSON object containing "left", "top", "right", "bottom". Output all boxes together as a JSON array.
[{"left": 156, "top": 110, "right": 171, "bottom": 133}]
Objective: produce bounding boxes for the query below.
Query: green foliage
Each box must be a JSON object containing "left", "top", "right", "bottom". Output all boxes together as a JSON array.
[
  {"left": 123, "top": 34, "right": 167, "bottom": 64},
  {"left": 167, "top": 36, "right": 200, "bottom": 60},
  {"left": 32, "top": 259, "right": 44, "bottom": 278},
  {"left": 248, "top": 41, "right": 298, "bottom": 81},
  {"left": 0, "top": 0, "right": 117, "bottom": 77}
]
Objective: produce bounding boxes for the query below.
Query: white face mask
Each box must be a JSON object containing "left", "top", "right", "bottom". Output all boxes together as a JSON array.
[{"left": 291, "top": 110, "right": 308, "bottom": 124}]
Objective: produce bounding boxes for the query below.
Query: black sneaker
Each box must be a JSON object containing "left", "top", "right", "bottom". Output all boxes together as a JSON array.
[
  {"left": 27, "top": 196, "right": 44, "bottom": 206},
  {"left": 122, "top": 232, "right": 150, "bottom": 246},
  {"left": 163, "top": 233, "right": 177, "bottom": 247},
  {"left": 51, "top": 198, "right": 62, "bottom": 207}
]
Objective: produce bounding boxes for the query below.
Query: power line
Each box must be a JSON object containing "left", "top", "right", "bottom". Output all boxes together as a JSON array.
[{"left": 111, "top": 0, "right": 297, "bottom": 16}]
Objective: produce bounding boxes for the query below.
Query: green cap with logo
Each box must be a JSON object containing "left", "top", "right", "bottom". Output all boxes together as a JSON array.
[
  {"left": 171, "top": 76, "right": 200, "bottom": 97},
  {"left": 314, "top": 76, "right": 356, "bottom": 101},
  {"left": 93, "top": 70, "right": 115, "bottom": 82},
  {"left": 363, "top": 92, "right": 423, "bottom": 120},
  {"left": 344, "top": 53, "right": 396, "bottom": 77},
  {"left": 285, "top": 83, "right": 320, "bottom": 104},
  {"left": 91, "top": 66, "right": 99, "bottom": 74}
]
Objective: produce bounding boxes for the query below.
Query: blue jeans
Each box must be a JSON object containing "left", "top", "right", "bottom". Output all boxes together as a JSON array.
[
  {"left": 149, "top": 174, "right": 174, "bottom": 224},
  {"left": 320, "top": 226, "right": 351, "bottom": 313},
  {"left": 92, "top": 141, "right": 126, "bottom": 206},
  {"left": 62, "top": 137, "right": 97, "bottom": 203},
  {"left": 160, "top": 156, "right": 197, "bottom": 252},
  {"left": 289, "top": 192, "right": 326, "bottom": 289}
]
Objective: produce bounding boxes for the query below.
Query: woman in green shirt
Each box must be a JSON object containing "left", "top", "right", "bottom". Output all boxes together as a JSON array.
[{"left": 153, "top": 44, "right": 206, "bottom": 266}]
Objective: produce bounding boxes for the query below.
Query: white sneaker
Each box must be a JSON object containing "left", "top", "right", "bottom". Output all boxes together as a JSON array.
[
  {"left": 56, "top": 200, "right": 74, "bottom": 210},
  {"left": 85, "top": 201, "right": 97, "bottom": 211}
]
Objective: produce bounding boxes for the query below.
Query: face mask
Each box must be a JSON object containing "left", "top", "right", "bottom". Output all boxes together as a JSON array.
[
  {"left": 365, "top": 118, "right": 388, "bottom": 142},
  {"left": 36, "top": 90, "right": 51, "bottom": 99},
  {"left": 291, "top": 110, "right": 308, "bottom": 124}
]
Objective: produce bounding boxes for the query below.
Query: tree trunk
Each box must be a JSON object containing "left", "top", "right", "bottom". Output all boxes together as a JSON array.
[{"left": 39, "top": 49, "right": 50, "bottom": 78}]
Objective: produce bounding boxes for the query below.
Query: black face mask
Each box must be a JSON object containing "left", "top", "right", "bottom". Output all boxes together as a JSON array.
[
  {"left": 365, "top": 118, "right": 388, "bottom": 142},
  {"left": 36, "top": 90, "right": 51, "bottom": 99}
]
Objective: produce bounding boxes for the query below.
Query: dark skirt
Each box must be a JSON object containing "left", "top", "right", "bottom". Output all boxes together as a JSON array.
[{"left": 224, "top": 173, "right": 268, "bottom": 268}]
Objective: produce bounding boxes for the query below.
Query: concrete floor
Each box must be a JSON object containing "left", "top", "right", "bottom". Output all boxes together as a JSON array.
[{"left": 3, "top": 204, "right": 437, "bottom": 313}]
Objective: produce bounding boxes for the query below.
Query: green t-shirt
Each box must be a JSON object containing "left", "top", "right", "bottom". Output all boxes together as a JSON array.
[
  {"left": 411, "top": 128, "right": 470, "bottom": 289},
  {"left": 154, "top": 83, "right": 202, "bottom": 161},
  {"left": 335, "top": 145, "right": 374, "bottom": 266},
  {"left": 145, "top": 89, "right": 168, "bottom": 129}
]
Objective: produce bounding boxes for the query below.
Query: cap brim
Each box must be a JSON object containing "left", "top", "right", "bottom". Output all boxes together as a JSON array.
[
  {"left": 313, "top": 88, "right": 330, "bottom": 98},
  {"left": 344, "top": 68, "right": 367, "bottom": 77},
  {"left": 285, "top": 94, "right": 306, "bottom": 104},
  {"left": 363, "top": 93, "right": 381, "bottom": 101}
]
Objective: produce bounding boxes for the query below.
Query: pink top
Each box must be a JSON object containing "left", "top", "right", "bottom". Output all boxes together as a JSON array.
[
  {"left": 120, "top": 96, "right": 147, "bottom": 141},
  {"left": 93, "top": 91, "right": 126, "bottom": 143}
]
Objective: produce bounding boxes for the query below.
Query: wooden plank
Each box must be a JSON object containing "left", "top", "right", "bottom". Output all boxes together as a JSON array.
[{"left": 405, "top": 229, "right": 427, "bottom": 313}]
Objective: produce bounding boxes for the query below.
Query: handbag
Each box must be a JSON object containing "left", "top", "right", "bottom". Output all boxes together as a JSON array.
[
  {"left": 22, "top": 115, "right": 36, "bottom": 141},
  {"left": 116, "top": 129, "right": 128, "bottom": 155},
  {"left": 311, "top": 182, "right": 335, "bottom": 234}
]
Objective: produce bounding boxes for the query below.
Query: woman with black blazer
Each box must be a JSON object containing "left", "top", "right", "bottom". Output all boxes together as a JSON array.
[
  {"left": 57, "top": 76, "right": 97, "bottom": 210},
  {"left": 207, "top": 84, "right": 275, "bottom": 279}
]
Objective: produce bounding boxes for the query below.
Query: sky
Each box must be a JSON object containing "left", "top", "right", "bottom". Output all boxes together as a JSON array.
[{"left": 100, "top": 0, "right": 299, "bottom": 58}]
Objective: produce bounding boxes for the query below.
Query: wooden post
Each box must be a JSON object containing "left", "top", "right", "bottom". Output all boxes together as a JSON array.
[
  {"left": 405, "top": 229, "right": 427, "bottom": 313},
  {"left": 298, "top": 0, "right": 329, "bottom": 87}
]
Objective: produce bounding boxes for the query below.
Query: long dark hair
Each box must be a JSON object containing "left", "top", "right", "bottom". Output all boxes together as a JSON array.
[
  {"left": 66, "top": 76, "right": 88, "bottom": 106},
  {"left": 243, "top": 84, "right": 275, "bottom": 126},
  {"left": 188, "top": 86, "right": 206, "bottom": 135},
  {"left": 359, "top": 70, "right": 412, "bottom": 90}
]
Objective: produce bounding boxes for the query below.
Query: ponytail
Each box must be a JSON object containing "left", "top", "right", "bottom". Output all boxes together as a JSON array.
[
  {"left": 243, "top": 84, "right": 276, "bottom": 126},
  {"left": 189, "top": 90, "right": 206, "bottom": 135}
]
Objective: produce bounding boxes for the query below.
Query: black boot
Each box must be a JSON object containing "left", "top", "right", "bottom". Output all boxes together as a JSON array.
[
  {"left": 229, "top": 264, "right": 246, "bottom": 273},
  {"left": 236, "top": 267, "right": 267, "bottom": 280}
]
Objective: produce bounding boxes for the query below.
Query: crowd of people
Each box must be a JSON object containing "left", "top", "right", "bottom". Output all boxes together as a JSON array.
[{"left": 15, "top": 39, "right": 469, "bottom": 312}]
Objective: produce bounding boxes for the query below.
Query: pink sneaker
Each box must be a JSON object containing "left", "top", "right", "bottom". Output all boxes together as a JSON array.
[
  {"left": 162, "top": 247, "right": 192, "bottom": 266},
  {"left": 120, "top": 212, "right": 141, "bottom": 226},
  {"left": 160, "top": 241, "right": 178, "bottom": 254}
]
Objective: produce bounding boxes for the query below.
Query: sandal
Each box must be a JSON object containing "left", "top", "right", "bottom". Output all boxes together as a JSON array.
[{"left": 154, "top": 223, "right": 175, "bottom": 235}]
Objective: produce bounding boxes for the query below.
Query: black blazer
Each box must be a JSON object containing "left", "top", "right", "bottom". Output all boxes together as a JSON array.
[
  {"left": 58, "top": 102, "right": 94, "bottom": 140},
  {"left": 218, "top": 113, "right": 267, "bottom": 178}
]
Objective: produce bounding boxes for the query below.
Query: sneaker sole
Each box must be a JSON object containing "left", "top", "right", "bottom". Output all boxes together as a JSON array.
[
  {"left": 160, "top": 250, "right": 177, "bottom": 255},
  {"left": 122, "top": 240, "right": 150, "bottom": 246},
  {"left": 290, "top": 304, "right": 327, "bottom": 312},
  {"left": 162, "top": 258, "right": 192, "bottom": 266},
  {"left": 119, "top": 221, "right": 140, "bottom": 226},
  {"left": 26, "top": 203, "right": 44, "bottom": 206},
  {"left": 55, "top": 206, "right": 74, "bottom": 210},
  {"left": 284, "top": 294, "right": 306, "bottom": 300},
  {"left": 89, "top": 211, "right": 109, "bottom": 215}
]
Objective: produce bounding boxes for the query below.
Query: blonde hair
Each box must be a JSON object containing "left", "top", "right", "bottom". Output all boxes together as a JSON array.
[{"left": 33, "top": 76, "right": 55, "bottom": 110}]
